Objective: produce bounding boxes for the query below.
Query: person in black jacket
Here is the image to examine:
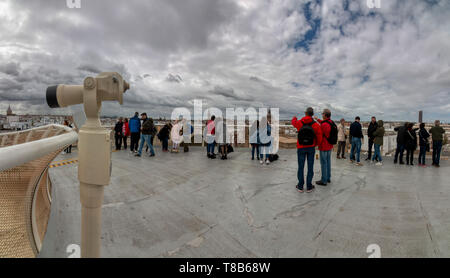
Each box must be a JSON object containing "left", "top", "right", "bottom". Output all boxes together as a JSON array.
[
  {"left": 405, "top": 123, "right": 418, "bottom": 166},
  {"left": 158, "top": 123, "right": 171, "bottom": 152},
  {"left": 418, "top": 123, "right": 430, "bottom": 166},
  {"left": 394, "top": 123, "right": 408, "bottom": 164},
  {"left": 114, "top": 117, "right": 123, "bottom": 150},
  {"left": 366, "top": 116, "right": 378, "bottom": 161},
  {"left": 349, "top": 116, "right": 364, "bottom": 165}
]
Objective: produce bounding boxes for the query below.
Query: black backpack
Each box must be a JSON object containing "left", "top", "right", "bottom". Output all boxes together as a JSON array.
[
  {"left": 323, "top": 120, "right": 338, "bottom": 145},
  {"left": 297, "top": 120, "right": 316, "bottom": 145}
]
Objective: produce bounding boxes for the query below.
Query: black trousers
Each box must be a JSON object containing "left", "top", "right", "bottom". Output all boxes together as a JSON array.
[
  {"left": 394, "top": 143, "right": 405, "bottom": 163},
  {"left": 115, "top": 135, "right": 122, "bottom": 150},
  {"left": 130, "top": 132, "right": 140, "bottom": 151},
  {"left": 367, "top": 138, "right": 374, "bottom": 159},
  {"left": 123, "top": 136, "right": 128, "bottom": 149},
  {"left": 406, "top": 149, "right": 414, "bottom": 165}
]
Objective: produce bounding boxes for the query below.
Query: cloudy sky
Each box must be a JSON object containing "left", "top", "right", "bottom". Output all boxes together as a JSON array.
[{"left": 0, "top": 0, "right": 449, "bottom": 121}]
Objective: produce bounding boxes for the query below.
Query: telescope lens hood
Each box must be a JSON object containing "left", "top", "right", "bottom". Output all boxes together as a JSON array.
[{"left": 46, "top": 85, "right": 60, "bottom": 108}]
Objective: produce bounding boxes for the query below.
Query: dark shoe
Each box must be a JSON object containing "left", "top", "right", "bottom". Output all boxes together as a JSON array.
[
  {"left": 316, "top": 181, "right": 327, "bottom": 186},
  {"left": 149, "top": 154, "right": 155, "bottom": 157},
  {"left": 365, "top": 158, "right": 370, "bottom": 161},
  {"left": 337, "top": 156, "right": 341, "bottom": 159},
  {"left": 327, "top": 180, "right": 331, "bottom": 183},
  {"left": 306, "top": 185, "right": 315, "bottom": 193},
  {"left": 252, "top": 157, "right": 254, "bottom": 160},
  {"left": 394, "top": 160, "right": 397, "bottom": 164},
  {"left": 342, "top": 156, "right": 346, "bottom": 159},
  {"left": 135, "top": 154, "right": 141, "bottom": 157},
  {"left": 435, "top": 164, "right": 440, "bottom": 167},
  {"left": 207, "top": 153, "right": 211, "bottom": 158},
  {"left": 399, "top": 162, "right": 405, "bottom": 165},
  {"left": 296, "top": 185, "right": 304, "bottom": 193},
  {"left": 210, "top": 154, "right": 216, "bottom": 159}
]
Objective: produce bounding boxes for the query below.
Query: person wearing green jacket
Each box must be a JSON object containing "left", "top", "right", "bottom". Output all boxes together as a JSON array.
[
  {"left": 372, "top": 120, "right": 385, "bottom": 166},
  {"left": 429, "top": 120, "right": 446, "bottom": 167}
]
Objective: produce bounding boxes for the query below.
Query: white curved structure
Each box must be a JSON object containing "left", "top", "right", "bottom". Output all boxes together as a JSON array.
[{"left": 0, "top": 124, "right": 78, "bottom": 258}]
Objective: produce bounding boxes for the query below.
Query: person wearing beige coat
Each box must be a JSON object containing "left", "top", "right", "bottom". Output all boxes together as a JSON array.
[{"left": 337, "top": 118, "right": 347, "bottom": 159}]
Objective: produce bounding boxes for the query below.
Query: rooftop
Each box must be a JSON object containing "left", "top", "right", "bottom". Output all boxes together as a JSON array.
[{"left": 40, "top": 146, "right": 450, "bottom": 258}]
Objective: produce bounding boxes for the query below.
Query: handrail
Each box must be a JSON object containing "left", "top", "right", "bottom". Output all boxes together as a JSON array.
[{"left": 0, "top": 124, "right": 78, "bottom": 171}]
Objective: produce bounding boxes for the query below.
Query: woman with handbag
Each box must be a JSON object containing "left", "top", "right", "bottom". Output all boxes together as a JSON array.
[{"left": 418, "top": 123, "right": 430, "bottom": 167}]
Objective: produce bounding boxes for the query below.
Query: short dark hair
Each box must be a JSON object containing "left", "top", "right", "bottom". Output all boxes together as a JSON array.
[
  {"left": 323, "top": 109, "right": 331, "bottom": 118},
  {"left": 305, "top": 107, "right": 314, "bottom": 116},
  {"left": 134, "top": 112, "right": 139, "bottom": 116},
  {"left": 372, "top": 116, "right": 376, "bottom": 119},
  {"left": 420, "top": 123, "right": 425, "bottom": 129},
  {"left": 355, "top": 116, "right": 360, "bottom": 120},
  {"left": 141, "top": 112, "right": 147, "bottom": 116},
  {"left": 211, "top": 115, "right": 215, "bottom": 121}
]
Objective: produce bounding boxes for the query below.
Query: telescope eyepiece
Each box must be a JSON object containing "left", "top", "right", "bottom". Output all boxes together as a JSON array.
[{"left": 46, "top": 85, "right": 60, "bottom": 108}]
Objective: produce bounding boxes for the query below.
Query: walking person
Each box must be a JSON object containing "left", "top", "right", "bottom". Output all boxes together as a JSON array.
[
  {"left": 366, "top": 117, "right": 378, "bottom": 161},
  {"left": 371, "top": 120, "right": 385, "bottom": 166},
  {"left": 350, "top": 116, "right": 364, "bottom": 166},
  {"left": 259, "top": 116, "right": 272, "bottom": 165},
  {"left": 315, "top": 109, "right": 337, "bottom": 186},
  {"left": 394, "top": 123, "right": 408, "bottom": 164},
  {"left": 337, "top": 118, "right": 346, "bottom": 159},
  {"left": 429, "top": 120, "right": 446, "bottom": 167},
  {"left": 205, "top": 115, "right": 216, "bottom": 159},
  {"left": 114, "top": 117, "right": 124, "bottom": 151},
  {"left": 291, "top": 107, "right": 323, "bottom": 193},
  {"left": 249, "top": 120, "right": 260, "bottom": 160},
  {"left": 129, "top": 112, "right": 141, "bottom": 153},
  {"left": 418, "top": 123, "right": 430, "bottom": 167},
  {"left": 122, "top": 118, "right": 130, "bottom": 150},
  {"left": 135, "top": 113, "right": 156, "bottom": 157},
  {"left": 405, "top": 123, "right": 418, "bottom": 166}
]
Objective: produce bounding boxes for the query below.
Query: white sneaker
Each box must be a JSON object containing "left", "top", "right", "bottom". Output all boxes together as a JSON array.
[
  {"left": 376, "top": 162, "right": 383, "bottom": 166},
  {"left": 266, "top": 159, "right": 270, "bottom": 165},
  {"left": 260, "top": 160, "right": 264, "bottom": 164}
]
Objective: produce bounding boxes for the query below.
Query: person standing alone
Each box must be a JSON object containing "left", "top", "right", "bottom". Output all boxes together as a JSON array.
[{"left": 292, "top": 107, "right": 323, "bottom": 193}]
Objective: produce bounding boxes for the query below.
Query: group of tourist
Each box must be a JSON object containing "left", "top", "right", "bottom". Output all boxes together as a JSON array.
[{"left": 292, "top": 107, "right": 446, "bottom": 193}]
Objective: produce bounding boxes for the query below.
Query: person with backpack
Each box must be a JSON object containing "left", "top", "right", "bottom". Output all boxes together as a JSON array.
[
  {"left": 371, "top": 120, "right": 385, "bottom": 166},
  {"left": 366, "top": 117, "right": 378, "bottom": 161},
  {"left": 291, "top": 107, "right": 323, "bottom": 193},
  {"left": 337, "top": 118, "right": 347, "bottom": 159},
  {"left": 129, "top": 112, "right": 141, "bottom": 153},
  {"left": 135, "top": 113, "right": 156, "bottom": 157},
  {"left": 314, "top": 109, "right": 337, "bottom": 186},
  {"left": 405, "top": 123, "right": 418, "bottom": 166},
  {"left": 349, "top": 116, "right": 364, "bottom": 166},
  {"left": 418, "top": 123, "right": 430, "bottom": 167}
]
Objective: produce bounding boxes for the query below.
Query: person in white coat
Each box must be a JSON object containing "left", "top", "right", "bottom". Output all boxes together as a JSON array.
[{"left": 337, "top": 118, "right": 346, "bottom": 159}]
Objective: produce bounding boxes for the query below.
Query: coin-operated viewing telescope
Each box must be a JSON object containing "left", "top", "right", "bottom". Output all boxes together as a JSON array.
[{"left": 46, "top": 72, "right": 130, "bottom": 258}]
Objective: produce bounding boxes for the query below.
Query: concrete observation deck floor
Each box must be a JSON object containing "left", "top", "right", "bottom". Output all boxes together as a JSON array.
[{"left": 40, "top": 147, "right": 449, "bottom": 258}]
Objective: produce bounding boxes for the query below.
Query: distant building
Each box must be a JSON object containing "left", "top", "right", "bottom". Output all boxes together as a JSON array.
[
  {"left": 418, "top": 111, "right": 423, "bottom": 123},
  {"left": 6, "top": 105, "right": 15, "bottom": 116}
]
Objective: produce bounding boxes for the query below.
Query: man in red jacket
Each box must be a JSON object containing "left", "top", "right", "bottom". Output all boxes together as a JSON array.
[
  {"left": 292, "top": 107, "right": 323, "bottom": 193},
  {"left": 314, "top": 109, "right": 333, "bottom": 186}
]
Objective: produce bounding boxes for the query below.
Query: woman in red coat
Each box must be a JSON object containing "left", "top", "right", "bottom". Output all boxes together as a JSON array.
[{"left": 122, "top": 118, "right": 131, "bottom": 150}]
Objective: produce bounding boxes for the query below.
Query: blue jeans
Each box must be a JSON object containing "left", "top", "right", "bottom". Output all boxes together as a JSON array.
[
  {"left": 297, "top": 147, "right": 315, "bottom": 189},
  {"left": 207, "top": 143, "right": 215, "bottom": 154},
  {"left": 432, "top": 141, "right": 442, "bottom": 165},
  {"left": 138, "top": 134, "right": 155, "bottom": 155},
  {"left": 394, "top": 143, "right": 405, "bottom": 163},
  {"left": 320, "top": 150, "right": 331, "bottom": 184},
  {"left": 418, "top": 145, "right": 426, "bottom": 164},
  {"left": 372, "top": 144, "right": 382, "bottom": 162},
  {"left": 350, "top": 137, "right": 362, "bottom": 162},
  {"left": 260, "top": 145, "right": 270, "bottom": 160}
]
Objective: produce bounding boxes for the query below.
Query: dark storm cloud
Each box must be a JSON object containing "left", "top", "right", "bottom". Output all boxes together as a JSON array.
[{"left": 0, "top": 62, "right": 21, "bottom": 76}]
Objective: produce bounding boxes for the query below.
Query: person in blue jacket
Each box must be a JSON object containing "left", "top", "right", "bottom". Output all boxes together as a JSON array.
[{"left": 129, "top": 112, "right": 141, "bottom": 153}]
